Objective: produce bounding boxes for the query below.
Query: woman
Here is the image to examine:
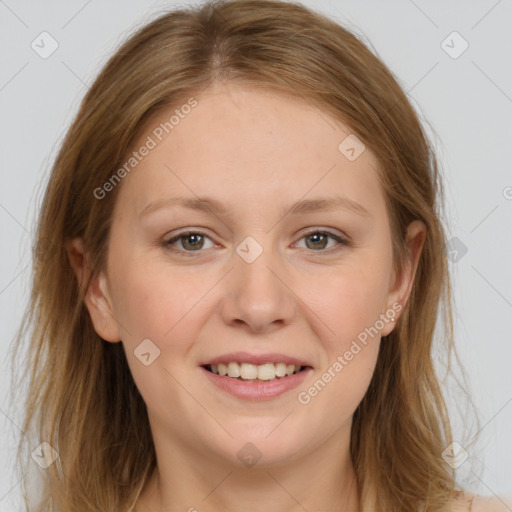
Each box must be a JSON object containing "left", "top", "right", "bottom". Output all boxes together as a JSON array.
[{"left": 10, "top": 0, "right": 510, "bottom": 510}]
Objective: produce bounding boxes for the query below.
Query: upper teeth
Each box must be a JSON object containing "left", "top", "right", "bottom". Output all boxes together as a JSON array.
[{"left": 210, "top": 362, "right": 301, "bottom": 380}]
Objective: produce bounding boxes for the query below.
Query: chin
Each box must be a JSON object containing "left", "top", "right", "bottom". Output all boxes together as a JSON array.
[{"left": 211, "top": 429, "right": 309, "bottom": 469}]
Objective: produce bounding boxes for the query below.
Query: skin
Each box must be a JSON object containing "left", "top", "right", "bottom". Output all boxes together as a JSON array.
[{"left": 67, "top": 81, "right": 427, "bottom": 512}]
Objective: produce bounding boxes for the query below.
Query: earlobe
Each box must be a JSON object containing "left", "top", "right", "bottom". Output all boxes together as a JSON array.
[{"left": 65, "top": 237, "right": 121, "bottom": 343}]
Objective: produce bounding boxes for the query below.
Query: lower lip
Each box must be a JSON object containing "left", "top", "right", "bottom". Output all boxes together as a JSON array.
[{"left": 200, "top": 366, "right": 313, "bottom": 401}]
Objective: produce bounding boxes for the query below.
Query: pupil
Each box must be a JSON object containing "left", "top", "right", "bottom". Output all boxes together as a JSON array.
[
  {"left": 308, "top": 233, "right": 326, "bottom": 250},
  {"left": 184, "top": 234, "right": 202, "bottom": 250}
]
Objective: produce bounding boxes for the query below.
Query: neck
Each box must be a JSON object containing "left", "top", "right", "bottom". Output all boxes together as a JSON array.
[{"left": 133, "top": 424, "right": 360, "bottom": 512}]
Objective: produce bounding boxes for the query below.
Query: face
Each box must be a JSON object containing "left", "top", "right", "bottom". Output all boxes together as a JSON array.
[{"left": 70, "top": 81, "right": 425, "bottom": 470}]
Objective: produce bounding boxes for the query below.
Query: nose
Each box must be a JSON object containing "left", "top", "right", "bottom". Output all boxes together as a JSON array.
[{"left": 220, "top": 236, "right": 296, "bottom": 334}]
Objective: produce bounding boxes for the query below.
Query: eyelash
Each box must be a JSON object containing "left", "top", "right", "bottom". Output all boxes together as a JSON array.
[{"left": 163, "top": 229, "right": 349, "bottom": 257}]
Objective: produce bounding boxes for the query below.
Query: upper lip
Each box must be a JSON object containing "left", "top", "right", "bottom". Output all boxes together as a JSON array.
[{"left": 200, "top": 352, "right": 312, "bottom": 368}]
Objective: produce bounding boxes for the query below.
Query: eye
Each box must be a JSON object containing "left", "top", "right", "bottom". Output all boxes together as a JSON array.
[
  {"left": 164, "top": 231, "right": 215, "bottom": 255},
  {"left": 293, "top": 229, "right": 349, "bottom": 253}
]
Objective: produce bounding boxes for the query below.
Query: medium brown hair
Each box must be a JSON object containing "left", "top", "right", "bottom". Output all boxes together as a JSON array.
[{"left": 10, "top": 1, "right": 478, "bottom": 510}]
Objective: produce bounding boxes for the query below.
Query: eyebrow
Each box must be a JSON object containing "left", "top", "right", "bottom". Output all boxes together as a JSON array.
[{"left": 139, "top": 195, "right": 371, "bottom": 219}]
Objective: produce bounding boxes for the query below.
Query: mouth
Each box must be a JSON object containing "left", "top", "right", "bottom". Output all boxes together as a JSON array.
[
  {"left": 198, "top": 352, "right": 314, "bottom": 400},
  {"left": 200, "top": 362, "right": 314, "bottom": 401}
]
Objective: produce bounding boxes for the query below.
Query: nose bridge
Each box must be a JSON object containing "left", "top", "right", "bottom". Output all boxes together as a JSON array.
[
  {"left": 234, "top": 233, "right": 282, "bottom": 295},
  {"left": 236, "top": 234, "right": 280, "bottom": 287},
  {"left": 221, "top": 232, "right": 296, "bottom": 331}
]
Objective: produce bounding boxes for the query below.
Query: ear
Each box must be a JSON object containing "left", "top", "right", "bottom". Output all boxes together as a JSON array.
[
  {"left": 380, "top": 220, "right": 426, "bottom": 337},
  {"left": 65, "top": 237, "right": 121, "bottom": 343}
]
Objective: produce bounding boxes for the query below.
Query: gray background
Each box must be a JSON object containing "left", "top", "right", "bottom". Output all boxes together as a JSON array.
[{"left": 1, "top": 0, "right": 511, "bottom": 509}]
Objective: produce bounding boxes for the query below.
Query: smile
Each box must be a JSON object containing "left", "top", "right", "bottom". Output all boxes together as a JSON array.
[{"left": 200, "top": 364, "right": 313, "bottom": 401}]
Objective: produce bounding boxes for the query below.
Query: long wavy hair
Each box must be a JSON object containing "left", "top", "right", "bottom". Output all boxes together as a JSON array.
[{"left": 9, "top": 0, "right": 479, "bottom": 510}]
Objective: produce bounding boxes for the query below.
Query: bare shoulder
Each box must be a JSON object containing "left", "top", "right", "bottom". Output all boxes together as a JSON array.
[
  {"left": 471, "top": 495, "right": 512, "bottom": 512},
  {"left": 451, "top": 492, "right": 512, "bottom": 512}
]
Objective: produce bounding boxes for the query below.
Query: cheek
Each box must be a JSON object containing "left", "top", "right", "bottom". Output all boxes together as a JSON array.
[
  {"left": 108, "top": 246, "right": 196, "bottom": 333},
  {"left": 109, "top": 263, "right": 202, "bottom": 404},
  {"left": 306, "top": 345, "right": 379, "bottom": 423},
  {"left": 297, "top": 269, "right": 386, "bottom": 422},
  {"left": 319, "top": 273, "right": 384, "bottom": 386},
  {"left": 318, "top": 261, "right": 392, "bottom": 339}
]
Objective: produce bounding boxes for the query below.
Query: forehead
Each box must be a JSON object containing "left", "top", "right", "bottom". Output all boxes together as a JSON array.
[{"left": 116, "top": 81, "right": 385, "bottom": 220}]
